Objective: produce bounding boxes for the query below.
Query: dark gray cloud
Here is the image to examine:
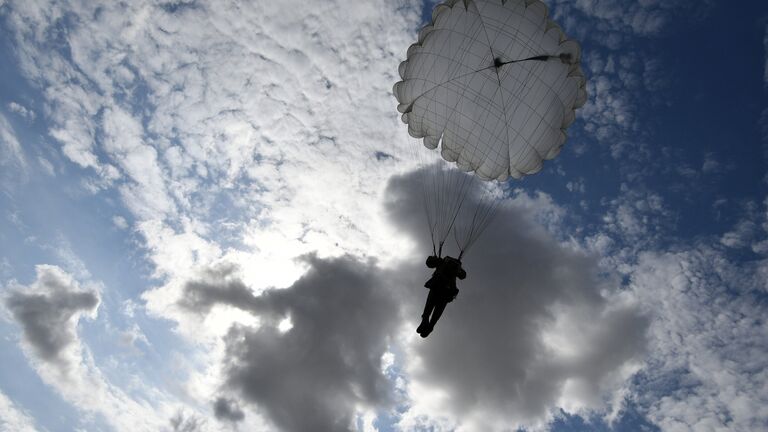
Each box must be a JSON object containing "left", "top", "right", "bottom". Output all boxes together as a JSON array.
[
  {"left": 4, "top": 265, "right": 99, "bottom": 370},
  {"left": 181, "top": 254, "right": 401, "bottom": 432},
  {"left": 169, "top": 410, "right": 207, "bottom": 432},
  {"left": 213, "top": 397, "right": 244, "bottom": 423},
  {"left": 386, "top": 169, "right": 650, "bottom": 427},
  {"left": 179, "top": 263, "right": 261, "bottom": 315}
]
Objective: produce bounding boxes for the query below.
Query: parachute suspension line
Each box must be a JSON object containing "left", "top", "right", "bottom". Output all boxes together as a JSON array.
[
  {"left": 405, "top": 15, "right": 556, "bottom": 258},
  {"left": 394, "top": 0, "right": 588, "bottom": 259},
  {"left": 404, "top": 128, "right": 439, "bottom": 255},
  {"left": 422, "top": 5, "right": 507, "bottom": 259},
  {"left": 424, "top": 147, "right": 441, "bottom": 253},
  {"left": 421, "top": 36, "right": 483, "bottom": 258},
  {"left": 441, "top": 170, "right": 472, "bottom": 243},
  {"left": 454, "top": 183, "right": 502, "bottom": 258},
  {"left": 459, "top": 188, "right": 502, "bottom": 256}
]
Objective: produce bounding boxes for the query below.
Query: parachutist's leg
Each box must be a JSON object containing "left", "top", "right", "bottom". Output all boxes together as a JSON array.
[
  {"left": 422, "top": 289, "right": 438, "bottom": 319},
  {"left": 417, "top": 290, "right": 438, "bottom": 336},
  {"left": 429, "top": 300, "right": 447, "bottom": 327}
]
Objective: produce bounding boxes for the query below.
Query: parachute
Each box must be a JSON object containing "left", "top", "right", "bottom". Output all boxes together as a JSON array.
[{"left": 393, "top": 0, "right": 586, "bottom": 258}]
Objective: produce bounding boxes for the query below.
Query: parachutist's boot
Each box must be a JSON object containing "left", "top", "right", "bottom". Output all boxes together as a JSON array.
[
  {"left": 420, "top": 323, "right": 434, "bottom": 338},
  {"left": 416, "top": 316, "right": 429, "bottom": 335}
]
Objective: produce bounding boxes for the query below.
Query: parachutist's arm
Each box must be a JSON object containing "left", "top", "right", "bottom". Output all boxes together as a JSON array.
[{"left": 426, "top": 256, "right": 441, "bottom": 268}]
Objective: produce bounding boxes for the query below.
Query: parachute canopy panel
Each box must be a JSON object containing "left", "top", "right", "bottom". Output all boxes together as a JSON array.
[{"left": 394, "top": 0, "right": 587, "bottom": 181}]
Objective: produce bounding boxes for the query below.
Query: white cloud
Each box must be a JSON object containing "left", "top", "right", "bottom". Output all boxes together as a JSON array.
[
  {"left": 718, "top": 201, "right": 767, "bottom": 252},
  {"left": 7, "top": 102, "right": 36, "bottom": 121},
  {"left": 148, "top": 172, "right": 652, "bottom": 432},
  {"left": 388, "top": 172, "right": 648, "bottom": 431},
  {"left": 3, "top": 0, "right": 422, "bottom": 297},
  {"left": 600, "top": 184, "right": 673, "bottom": 256},
  {"left": 551, "top": 0, "right": 712, "bottom": 40},
  {"left": 4, "top": 1, "right": 760, "bottom": 432},
  {"left": 0, "top": 390, "right": 37, "bottom": 432},
  {"left": 0, "top": 112, "right": 27, "bottom": 188},
  {"left": 112, "top": 215, "right": 128, "bottom": 230},
  {"left": 629, "top": 249, "right": 768, "bottom": 431},
  {"left": 721, "top": 219, "right": 758, "bottom": 249},
  {"left": 566, "top": 178, "right": 586, "bottom": 194},
  {"left": 702, "top": 152, "right": 722, "bottom": 174},
  {"left": 2, "top": 265, "right": 196, "bottom": 432}
]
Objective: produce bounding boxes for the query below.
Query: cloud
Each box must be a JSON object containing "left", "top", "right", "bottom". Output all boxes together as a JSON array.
[
  {"left": 112, "top": 215, "right": 129, "bottom": 230},
  {"left": 5, "top": 265, "right": 99, "bottom": 372},
  {"left": 0, "top": 3, "right": 429, "bottom": 428},
  {"left": 7, "top": 102, "right": 36, "bottom": 121},
  {"left": 629, "top": 248, "right": 768, "bottom": 431},
  {"left": 601, "top": 185, "right": 672, "bottom": 247},
  {"left": 551, "top": 0, "right": 712, "bottom": 41},
  {"left": 155, "top": 165, "right": 654, "bottom": 432},
  {"left": 0, "top": 112, "right": 28, "bottom": 189},
  {"left": 0, "top": 390, "right": 37, "bottom": 432},
  {"left": 5, "top": 2, "right": 752, "bottom": 432},
  {"left": 717, "top": 200, "right": 767, "bottom": 252},
  {"left": 181, "top": 254, "right": 401, "bottom": 432},
  {"left": 721, "top": 219, "right": 759, "bottom": 249},
  {"left": 3, "top": 0, "right": 426, "bottom": 306},
  {"left": 385, "top": 170, "right": 649, "bottom": 430},
  {"left": 169, "top": 410, "right": 208, "bottom": 432},
  {"left": 3, "top": 265, "right": 182, "bottom": 431},
  {"left": 212, "top": 397, "right": 244, "bottom": 423}
]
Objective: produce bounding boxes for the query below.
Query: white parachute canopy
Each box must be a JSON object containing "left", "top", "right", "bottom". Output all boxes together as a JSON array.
[
  {"left": 392, "top": 0, "right": 586, "bottom": 258},
  {"left": 394, "top": 0, "right": 587, "bottom": 181}
]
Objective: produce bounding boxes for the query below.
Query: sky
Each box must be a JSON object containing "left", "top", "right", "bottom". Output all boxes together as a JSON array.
[{"left": 0, "top": 0, "right": 767, "bottom": 431}]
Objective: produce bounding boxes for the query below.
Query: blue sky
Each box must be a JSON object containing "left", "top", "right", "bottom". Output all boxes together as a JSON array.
[{"left": 1, "top": 0, "right": 767, "bottom": 431}]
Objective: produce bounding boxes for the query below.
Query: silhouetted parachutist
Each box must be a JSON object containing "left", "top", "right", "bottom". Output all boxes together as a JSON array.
[{"left": 417, "top": 255, "right": 466, "bottom": 338}]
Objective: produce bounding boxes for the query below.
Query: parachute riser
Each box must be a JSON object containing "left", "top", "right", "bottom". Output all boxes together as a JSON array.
[{"left": 494, "top": 53, "right": 574, "bottom": 69}]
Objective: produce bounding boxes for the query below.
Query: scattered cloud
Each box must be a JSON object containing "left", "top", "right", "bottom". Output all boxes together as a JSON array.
[
  {"left": 6, "top": 102, "right": 35, "bottom": 121},
  {"left": 1, "top": 1, "right": 761, "bottom": 432},
  {"left": 600, "top": 184, "right": 674, "bottom": 254},
  {"left": 118, "top": 323, "right": 150, "bottom": 353},
  {"left": 629, "top": 248, "right": 768, "bottom": 431},
  {"left": 5, "top": 265, "right": 99, "bottom": 370},
  {"left": 159, "top": 169, "right": 654, "bottom": 431},
  {"left": 0, "top": 112, "right": 28, "bottom": 188},
  {"left": 0, "top": 390, "right": 37, "bottom": 432},
  {"left": 718, "top": 201, "right": 767, "bottom": 252},
  {"left": 387, "top": 171, "right": 649, "bottom": 430},
  {"left": 3, "top": 265, "right": 181, "bottom": 431},
  {"left": 721, "top": 219, "right": 759, "bottom": 249},
  {"left": 212, "top": 397, "right": 244, "bottom": 423},
  {"left": 3, "top": 0, "right": 424, "bottom": 300},
  {"left": 566, "top": 178, "right": 587, "bottom": 194},
  {"left": 702, "top": 152, "right": 723, "bottom": 174},
  {"left": 112, "top": 215, "right": 129, "bottom": 230},
  {"left": 551, "top": 0, "right": 712, "bottom": 42},
  {"left": 169, "top": 410, "right": 208, "bottom": 432}
]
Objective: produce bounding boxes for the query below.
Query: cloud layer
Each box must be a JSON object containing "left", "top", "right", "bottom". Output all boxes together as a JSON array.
[
  {"left": 5, "top": 265, "right": 99, "bottom": 374},
  {"left": 2, "top": 1, "right": 766, "bottom": 431},
  {"left": 174, "top": 169, "right": 651, "bottom": 431},
  {"left": 386, "top": 170, "right": 649, "bottom": 430},
  {"left": 181, "top": 255, "right": 401, "bottom": 432}
]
